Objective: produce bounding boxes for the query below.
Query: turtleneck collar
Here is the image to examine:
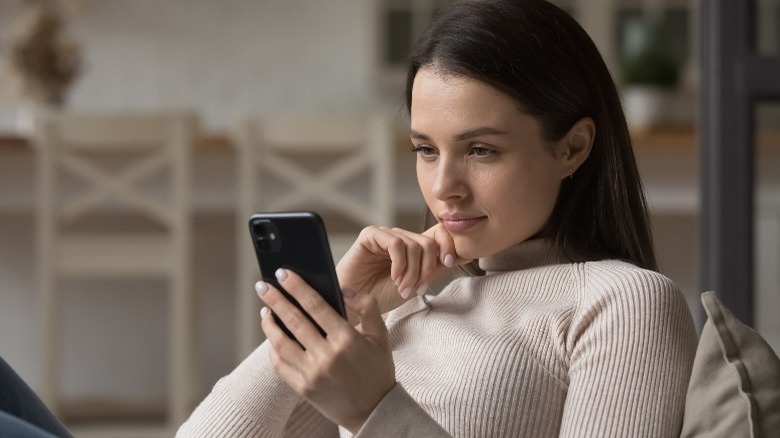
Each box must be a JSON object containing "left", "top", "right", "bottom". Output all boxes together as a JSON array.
[{"left": 477, "top": 238, "right": 571, "bottom": 274}]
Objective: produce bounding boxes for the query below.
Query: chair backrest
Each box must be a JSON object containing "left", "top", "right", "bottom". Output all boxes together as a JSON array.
[
  {"left": 30, "top": 110, "right": 199, "bottom": 426},
  {"left": 233, "top": 110, "right": 396, "bottom": 232},
  {"left": 32, "top": 111, "right": 198, "bottom": 239},
  {"left": 231, "top": 110, "right": 396, "bottom": 357}
]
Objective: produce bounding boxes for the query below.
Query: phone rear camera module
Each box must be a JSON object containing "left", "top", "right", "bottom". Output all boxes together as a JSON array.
[{"left": 252, "top": 219, "right": 282, "bottom": 252}]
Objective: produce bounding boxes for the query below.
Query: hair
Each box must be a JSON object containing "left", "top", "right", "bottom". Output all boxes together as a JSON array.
[{"left": 406, "top": 0, "right": 657, "bottom": 271}]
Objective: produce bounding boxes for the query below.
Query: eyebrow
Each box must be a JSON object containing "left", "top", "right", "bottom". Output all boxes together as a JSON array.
[{"left": 410, "top": 126, "right": 509, "bottom": 141}]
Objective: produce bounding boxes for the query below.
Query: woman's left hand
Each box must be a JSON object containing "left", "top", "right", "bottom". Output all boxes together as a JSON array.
[{"left": 257, "top": 268, "right": 396, "bottom": 434}]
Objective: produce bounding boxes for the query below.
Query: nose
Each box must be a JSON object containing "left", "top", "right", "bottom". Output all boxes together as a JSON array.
[{"left": 431, "top": 156, "right": 467, "bottom": 201}]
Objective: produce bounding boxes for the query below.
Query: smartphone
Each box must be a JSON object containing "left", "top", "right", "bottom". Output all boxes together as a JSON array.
[{"left": 248, "top": 211, "right": 347, "bottom": 341}]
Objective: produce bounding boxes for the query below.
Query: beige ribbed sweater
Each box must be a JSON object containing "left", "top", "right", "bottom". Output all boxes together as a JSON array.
[{"left": 178, "top": 239, "right": 697, "bottom": 437}]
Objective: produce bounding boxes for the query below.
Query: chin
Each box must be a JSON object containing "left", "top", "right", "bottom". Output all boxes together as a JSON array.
[
  {"left": 453, "top": 238, "right": 491, "bottom": 261},
  {"left": 454, "top": 235, "right": 528, "bottom": 260}
]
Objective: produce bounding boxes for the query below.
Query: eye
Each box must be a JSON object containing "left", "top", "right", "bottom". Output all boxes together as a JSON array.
[
  {"left": 469, "top": 145, "right": 495, "bottom": 157},
  {"left": 410, "top": 144, "right": 438, "bottom": 157}
]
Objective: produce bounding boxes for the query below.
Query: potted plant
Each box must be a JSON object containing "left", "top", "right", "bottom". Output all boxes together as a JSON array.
[
  {"left": 3, "top": 0, "right": 82, "bottom": 132},
  {"left": 620, "top": 19, "right": 680, "bottom": 131}
]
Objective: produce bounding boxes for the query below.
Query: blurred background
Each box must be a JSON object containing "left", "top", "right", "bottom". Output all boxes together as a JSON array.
[{"left": 0, "top": 0, "right": 778, "bottom": 436}]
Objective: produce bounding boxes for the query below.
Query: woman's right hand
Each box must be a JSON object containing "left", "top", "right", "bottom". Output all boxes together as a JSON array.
[{"left": 336, "top": 223, "right": 470, "bottom": 316}]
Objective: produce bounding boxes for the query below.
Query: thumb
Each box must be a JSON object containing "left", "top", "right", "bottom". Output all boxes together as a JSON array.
[{"left": 343, "top": 288, "right": 388, "bottom": 344}]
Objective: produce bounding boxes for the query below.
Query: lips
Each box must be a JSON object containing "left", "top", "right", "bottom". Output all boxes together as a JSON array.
[{"left": 439, "top": 214, "right": 487, "bottom": 233}]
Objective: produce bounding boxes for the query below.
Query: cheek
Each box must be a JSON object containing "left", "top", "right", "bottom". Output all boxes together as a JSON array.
[
  {"left": 416, "top": 162, "right": 435, "bottom": 202},
  {"left": 489, "top": 169, "right": 561, "bottom": 224}
]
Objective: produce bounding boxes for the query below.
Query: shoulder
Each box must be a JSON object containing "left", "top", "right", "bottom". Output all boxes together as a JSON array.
[
  {"left": 578, "top": 259, "right": 682, "bottom": 303},
  {"left": 565, "top": 259, "right": 697, "bottom": 360},
  {"left": 571, "top": 260, "right": 693, "bottom": 332}
]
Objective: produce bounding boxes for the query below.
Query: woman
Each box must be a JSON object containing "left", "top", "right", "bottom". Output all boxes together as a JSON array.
[{"left": 179, "top": 0, "right": 696, "bottom": 436}]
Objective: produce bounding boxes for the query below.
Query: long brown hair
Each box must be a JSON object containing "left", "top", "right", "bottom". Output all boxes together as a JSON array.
[{"left": 406, "top": 0, "right": 657, "bottom": 270}]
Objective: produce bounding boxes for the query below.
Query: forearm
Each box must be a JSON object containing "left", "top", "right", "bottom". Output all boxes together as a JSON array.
[{"left": 177, "top": 341, "right": 303, "bottom": 437}]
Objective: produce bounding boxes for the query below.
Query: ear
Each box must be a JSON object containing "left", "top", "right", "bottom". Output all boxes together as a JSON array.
[{"left": 555, "top": 117, "right": 595, "bottom": 180}]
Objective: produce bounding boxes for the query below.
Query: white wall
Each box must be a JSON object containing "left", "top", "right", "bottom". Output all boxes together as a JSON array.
[{"left": 1, "top": 0, "right": 396, "bottom": 130}]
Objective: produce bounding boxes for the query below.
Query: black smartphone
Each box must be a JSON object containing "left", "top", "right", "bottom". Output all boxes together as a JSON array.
[{"left": 248, "top": 211, "right": 347, "bottom": 341}]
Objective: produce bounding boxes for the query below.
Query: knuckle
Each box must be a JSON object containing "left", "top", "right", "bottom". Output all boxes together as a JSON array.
[
  {"left": 408, "top": 241, "right": 423, "bottom": 257},
  {"left": 279, "top": 341, "right": 299, "bottom": 358},
  {"left": 300, "top": 294, "right": 325, "bottom": 314},
  {"left": 263, "top": 288, "right": 285, "bottom": 307},
  {"left": 285, "top": 311, "right": 305, "bottom": 332},
  {"left": 328, "top": 329, "right": 352, "bottom": 350},
  {"left": 420, "top": 236, "right": 438, "bottom": 252},
  {"left": 387, "top": 235, "right": 405, "bottom": 252}
]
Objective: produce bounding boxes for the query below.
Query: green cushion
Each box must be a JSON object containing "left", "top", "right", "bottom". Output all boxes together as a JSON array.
[{"left": 680, "top": 291, "right": 780, "bottom": 437}]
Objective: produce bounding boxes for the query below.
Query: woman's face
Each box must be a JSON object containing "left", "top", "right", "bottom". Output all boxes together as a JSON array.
[{"left": 411, "top": 67, "right": 568, "bottom": 260}]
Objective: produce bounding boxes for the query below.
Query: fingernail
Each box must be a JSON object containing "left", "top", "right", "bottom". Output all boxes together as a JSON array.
[
  {"left": 256, "top": 281, "right": 268, "bottom": 296},
  {"left": 416, "top": 283, "right": 428, "bottom": 297},
  {"left": 275, "top": 268, "right": 288, "bottom": 281},
  {"left": 400, "top": 287, "right": 412, "bottom": 299},
  {"left": 342, "top": 288, "right": 356, "bottom": 298},
  {"left": 444, "top": 254, "right": 454, "bottom": 268},
  {"left": 393, "top": 276, "right": 401, "bottom": 286},
  {"left": 260, "top": 307, "right": 268, "bottom": 317}
]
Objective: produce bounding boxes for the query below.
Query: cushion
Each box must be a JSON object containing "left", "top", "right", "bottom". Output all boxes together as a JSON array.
[{"left": 680, "top": 291, "right": 780, "bottom": 437}]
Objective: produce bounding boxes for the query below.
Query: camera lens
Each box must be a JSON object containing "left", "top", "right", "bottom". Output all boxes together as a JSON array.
[
  {"left": 256, "top": 237, "right": 270, "bottom": 251},
  {"left": 252, "top": 221, "right": 268, "bottom": 236}
]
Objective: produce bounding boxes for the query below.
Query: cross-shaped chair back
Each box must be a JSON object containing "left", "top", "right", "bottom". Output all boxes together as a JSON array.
[
  {"left": 231, "top": 110, "right": 396, "bottom": 357},
  {"left": 32, "top": 111, "right": 198, "bottom": 429},
  {"left": 37, "top": 113, "right": 191, "bottom": 233}
]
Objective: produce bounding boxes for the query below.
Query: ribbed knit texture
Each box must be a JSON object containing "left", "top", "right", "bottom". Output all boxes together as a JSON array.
[{"left": 177, "top": 238, "right": 697, "bottom": 437}]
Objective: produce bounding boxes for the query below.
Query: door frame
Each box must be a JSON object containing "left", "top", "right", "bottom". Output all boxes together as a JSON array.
[{"left": 700, "top": 0, "right": 780, "bottom": 325}]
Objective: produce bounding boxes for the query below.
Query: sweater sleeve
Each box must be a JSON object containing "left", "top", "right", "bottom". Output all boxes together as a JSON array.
[
  {"left": 176, "top": 340, "right": 338, "bottom": 437},
  {"left": 559, "top": 267, "right": 697, "bottom": 437},
  {"left": 353, "top": 384, "right": 451, "bottom": 437}
]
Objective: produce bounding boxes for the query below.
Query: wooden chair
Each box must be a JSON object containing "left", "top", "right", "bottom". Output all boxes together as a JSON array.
[
  {"left": 231, "top": 110, "right": 396, "bottom": 359},
  {"left": 31, "top": 111, "right": 198, "bottom": 430}
]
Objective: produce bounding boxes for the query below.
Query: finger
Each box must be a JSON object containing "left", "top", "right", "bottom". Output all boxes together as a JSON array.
[
  {"left": 343, "top": 290, "right": 388, "bottom": 347},
  {"left": 262, "top": 308, "right": 309, "bottom": 383},
  {"left": 379, "top": 227, "right": 435, "bottom": 298},
  {"left": 273, "top": 269, "right": 346, "bottom": 335},
  {"left": 351, "top": 226, "right": 437, "bottom": 298},
  {"left": 256, "top": 280, "right": 326, "bottom": 350},
  {"left": 373, "top": 227, "right": 413, "bottom": 288},
  {"left": 423, "top": 223, "right": 471, "bottom": 267},
  {"left": 260, "top": 306, "right": 307, "bottom": 364},
  {"left": 390, "top": 227, "right": 441, "bottom": 296},
  {"left": 388, "top": 229, "right": 423, "bottom": 298},
  {"left": 358, "top": 226, "right": 412, "bottom": 289}
]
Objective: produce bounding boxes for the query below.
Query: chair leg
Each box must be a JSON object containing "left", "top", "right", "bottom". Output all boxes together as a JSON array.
[
  {"left": 38, "top": 267, "right": 60, "bottom": 418},
  {"left": 169, "top": 267, "right": 194, "bottom": 428},
  {"left": 238, "top": 246, "right": 264, "bottom": 361}
]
